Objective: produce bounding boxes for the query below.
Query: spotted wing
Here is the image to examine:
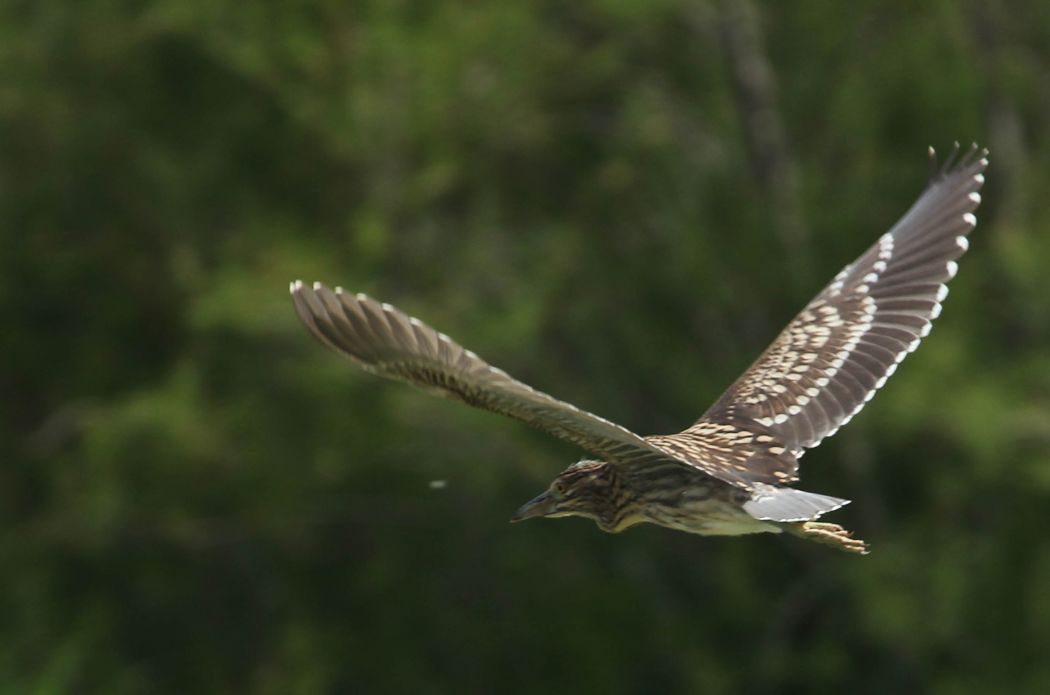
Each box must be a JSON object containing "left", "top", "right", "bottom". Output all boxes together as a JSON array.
[
  {"left": 291, "top": 281, "right": 680, "bottom": 466},
  {"left": 646, "top": 420, "right": 799, "bottom": 488},
  {"left": 697, "top": 145, "right": 988, "bottom": 458}
]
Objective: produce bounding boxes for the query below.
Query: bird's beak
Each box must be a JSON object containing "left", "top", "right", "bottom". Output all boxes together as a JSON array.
[{"left": 510, "top": 491, "right": 556, "bottom": 523}]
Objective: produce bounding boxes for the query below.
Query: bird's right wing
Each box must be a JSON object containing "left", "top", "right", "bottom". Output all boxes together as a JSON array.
[{"left": 290, "top": 281, "right": 675, "bottom": 466}]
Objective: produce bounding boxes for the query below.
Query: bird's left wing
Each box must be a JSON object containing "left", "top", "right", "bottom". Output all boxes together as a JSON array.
[
  {"left": 291, "top": 281, "right": 678, "bottom": 467},
  {"left": 695, "top": 144, "right": 988, "bottom": 462}
]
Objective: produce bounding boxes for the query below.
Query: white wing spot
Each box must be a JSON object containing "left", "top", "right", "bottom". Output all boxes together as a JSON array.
[
  {"left": 969, "top": 192, "right": 981, "bottom": 204},
  {"left": 946, "top": 261, "right": 958, "bottom": 278},
  {"left": 936, "top": 285, "right": 949, "bottom": 302},
  {"left": 963, "top": 213, "right": 977, "bottom": 227},
  {"left": 878, "top": 234, "right": 895, "bottom": 261},
  {"left": 956, "top": 236, "right": 969, "bottom": 251}
]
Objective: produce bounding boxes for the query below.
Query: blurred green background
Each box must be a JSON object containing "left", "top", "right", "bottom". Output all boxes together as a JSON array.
[{"left": 4, "top": 0, "right": 1050, "bottom": 692}]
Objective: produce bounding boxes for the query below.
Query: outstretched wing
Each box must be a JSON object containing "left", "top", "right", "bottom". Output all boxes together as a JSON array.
[
  {"left": 291, "top": 281, "right": 676, "bottom": 465},
  {"left": 697, "top": 144, "right": 988, "bottom": 457},
  {"left": 292, "top": 281, "right": 797, "bottom": 489}
]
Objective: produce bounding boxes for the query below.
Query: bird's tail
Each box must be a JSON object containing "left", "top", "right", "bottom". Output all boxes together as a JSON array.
[{"left": 743, "top": 486, "right": 850, "bottom": 522}]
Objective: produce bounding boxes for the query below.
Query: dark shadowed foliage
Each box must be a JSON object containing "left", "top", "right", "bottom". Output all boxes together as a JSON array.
[{"left": 3, "top": 1, "right": 1050, "bottom": 693}]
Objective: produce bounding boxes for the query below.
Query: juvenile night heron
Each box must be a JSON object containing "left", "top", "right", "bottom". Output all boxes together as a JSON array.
[{"left": 291, "top": 145, "right": 987, "bottom": 554}]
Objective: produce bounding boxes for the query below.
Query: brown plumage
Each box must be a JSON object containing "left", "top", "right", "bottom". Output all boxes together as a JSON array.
[{"left": 290, "top": 145, "right": 988, "bottom": 555}]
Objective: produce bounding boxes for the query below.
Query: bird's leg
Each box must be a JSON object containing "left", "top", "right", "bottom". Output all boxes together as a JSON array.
[{"left": 788, "top": 521, "right": 869, "bottom": 555}]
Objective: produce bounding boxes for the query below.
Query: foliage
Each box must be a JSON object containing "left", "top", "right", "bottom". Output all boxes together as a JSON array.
[{"left": 3, "top": 0, "right": 1050, "bottom": 692}]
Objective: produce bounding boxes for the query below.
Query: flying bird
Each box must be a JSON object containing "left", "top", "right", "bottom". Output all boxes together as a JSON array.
[{"left": 290, "top": 145, "right": 988, "bottom": 554}]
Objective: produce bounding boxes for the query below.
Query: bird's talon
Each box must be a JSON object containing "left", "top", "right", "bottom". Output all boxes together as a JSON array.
[{"left": 790, "top": 521, "right": 870, "bottom": 555}]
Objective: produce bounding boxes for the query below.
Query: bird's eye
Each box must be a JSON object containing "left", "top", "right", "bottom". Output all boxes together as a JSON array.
[{"left": 552, "top": 481, "right": 567, "bottom": 495}]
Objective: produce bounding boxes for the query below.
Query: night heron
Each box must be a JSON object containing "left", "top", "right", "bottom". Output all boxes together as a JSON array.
[{"left": 291, "top": 145, "right": 987, "bottom": 554}]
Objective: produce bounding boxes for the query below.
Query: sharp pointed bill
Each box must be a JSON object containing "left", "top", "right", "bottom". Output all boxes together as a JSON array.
[
  {"left": 510, "top": 491, "right": 556, "bottom": 523},
  {"left": 290, "top": 145, "right": 988, "bottom": 555}
]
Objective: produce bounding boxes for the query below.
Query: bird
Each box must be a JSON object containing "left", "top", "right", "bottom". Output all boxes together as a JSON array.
[{"left": 290, "top": 144, "right": 988, "bottom": 555}]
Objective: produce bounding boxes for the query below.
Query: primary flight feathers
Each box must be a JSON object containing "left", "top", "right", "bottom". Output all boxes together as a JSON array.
[{"left": 291, "top": 144, "right": 988, "bottom": 493}]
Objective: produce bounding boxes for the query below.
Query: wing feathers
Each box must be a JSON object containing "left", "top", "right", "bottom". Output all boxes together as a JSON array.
[
  {"left": 697, "top": 145, "right": 987, "bottom": 456},
  {"left": 290, "top": 281, "right": 746, "bottom": 480},
  {"left": 291, "top": 145, "right": 987, "bottom": 493},
  {"left": 292, "top": 281, "right": 803, "bottom": 489}
]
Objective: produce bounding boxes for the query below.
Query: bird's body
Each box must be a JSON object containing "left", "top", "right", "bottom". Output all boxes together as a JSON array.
[
  {"left": 512, "top": 458, "right": 859, "bottom": 551},
  {"left": 613, "top": 461, "right": 753, "bottom": 535},
  {"left": 520, "top": 459, "right": 761, "bottom": 536},
  {"left": 615, "top": 466, "right": 775, "bottom": 537},
  {"left": 291, "top": 145, "right": 988, "bottom": 555}
]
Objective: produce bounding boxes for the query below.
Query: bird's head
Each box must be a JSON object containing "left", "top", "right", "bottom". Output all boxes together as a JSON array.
[{"left": 510, "top": 460, "right": 630, "bottom": 532}]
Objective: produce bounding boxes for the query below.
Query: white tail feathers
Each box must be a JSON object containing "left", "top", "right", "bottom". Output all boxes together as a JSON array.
[{"left": 743, "top": 486, "right": 851, "bottom": 522}]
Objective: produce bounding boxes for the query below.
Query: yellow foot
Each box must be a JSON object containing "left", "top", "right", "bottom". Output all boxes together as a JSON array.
[{"left": 790, "top": 521, "right": 869, "bottom": 555}]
